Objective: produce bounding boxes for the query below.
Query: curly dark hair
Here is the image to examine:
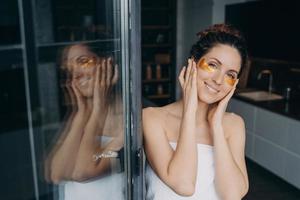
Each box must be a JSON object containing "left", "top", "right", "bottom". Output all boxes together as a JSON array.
[{"left": 190, "top": 24, "right": 248, "bottom": 76}]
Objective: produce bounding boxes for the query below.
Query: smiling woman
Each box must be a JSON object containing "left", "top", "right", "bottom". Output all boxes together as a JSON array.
[
  {"left": 45, "top": 43, "right": 125, "bottom": 200},
  {"left": 143, "top": 24, "right": 249, "bottom": 200},
  {"left": 60, "top": 44, "right": 102, "bottom": 98},
  {"left": 195, "top": 44, "right": 241, "bottom": 104}
]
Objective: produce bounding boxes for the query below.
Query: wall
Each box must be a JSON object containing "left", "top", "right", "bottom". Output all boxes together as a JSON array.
[
  {"left": 175, "top": 0, "right": 255, "bottom": 99},
  {"left": 212, "top": 0, "right": 255, "bottom": 24},
  {"left": 176, "top": 0, "right": 213, "bottom": 99}
]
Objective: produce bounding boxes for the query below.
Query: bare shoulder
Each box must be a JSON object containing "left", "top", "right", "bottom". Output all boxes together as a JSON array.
[
  {"left": 143, "top": 102, "right": 181, "bottom": 142},
  {"left": 224, "top": 112, "right": 245, "bottom": 127},
  {"left": 223, "top": 112, "right": 245, "bottom": 139},
  {"left": 143, "top": 102, "right": 178, "bottom": 122},
  {"left": 142, "top": 106, "right": 169, "bottom": 134},
  {"left": 143, "top": 106, "right": 167, "bottom": 122}
]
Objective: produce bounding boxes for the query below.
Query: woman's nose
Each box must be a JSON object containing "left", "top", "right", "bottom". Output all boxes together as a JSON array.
[{"left": 212, "top": 71, "right": 224, "bottom": 85}]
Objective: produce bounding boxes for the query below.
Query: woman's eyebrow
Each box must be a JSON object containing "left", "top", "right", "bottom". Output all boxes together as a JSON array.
[
  {"left": 209, "top": 57, "right": 239, "bottom": 74},
  {"left": 209, "top": 57, "right": 222, "bottom": 65},
  {"left": 229, "top": 69, "right": 239, "bottom": 74}
]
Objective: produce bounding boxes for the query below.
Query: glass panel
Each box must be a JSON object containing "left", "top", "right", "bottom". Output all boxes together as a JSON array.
[
  {"left": 0, "top": 61, "right": 36, "bottom": 199},
  {"left": 0, "top": 1, "right": 36, "bottom": 199},
  {"left": 0, "top": 0, "right": 21, "bottom": 46},
  {"left": 32, "top": 0, "right": 126, "bottom": 199},
  {"left": 0, "top": 0, "right": 142, "bottom": 199}
]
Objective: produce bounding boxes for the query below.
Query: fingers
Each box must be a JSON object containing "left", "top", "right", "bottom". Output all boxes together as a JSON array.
[
  {"left": 94, "top": 62, "right": 101, "bottom": 90},
  {"left": 65, "top": 80, "right": 76, "bottom": 104},
  {"left": 184, "top": 59, "right": 192, "bottom": 84},
  {"left": 228, "top": 78, "right": 239, "bottom": 98},
  {"left": 219, "top": 79, "right": 239, "bottom": 109},
  {"left": 178, "top": 66, "right": 186, "bottom": 88},
  {"left": 191, "top": 61, "right": 197, "bottom": 86},
  {"left": 233, "top": 79, "right": 239, "bottom": 88},
  {"left": 100, "top": 59, "right": 106, "bottom": 86},
  {"left": 71, "top": 79, "right": 82, "bottom": 100},
  {"left": 106, "top": 57, "right": 113, "bottom": 86},
  {"left": 188, "top": 60, "right": 196, "bottom": 87},
  {"left": 179, "top": 58, "right": 198, "bottom": 93},
  {"left": 112, "top": 64, "right": 119, "bottom": 85},
  {"left": 226, "top": 79, "right": 239, "bottom": 98},
  {"left": 98, "top": 57, "right": 118, "bottom": 87},
  {"left": 180, "top": 58, "right": 194, "bottom": 87}
]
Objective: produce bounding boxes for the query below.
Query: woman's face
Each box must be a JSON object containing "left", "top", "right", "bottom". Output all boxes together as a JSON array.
[
  {"left": 67, "top": 44, "right": 98, "bottom": 97},
  {"left": 196, "top": 44, "right": 241, "bottom": 104}
]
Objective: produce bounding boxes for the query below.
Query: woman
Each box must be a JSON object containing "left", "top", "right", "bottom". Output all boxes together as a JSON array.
[
  {"left": 45, "top": 44, "right": 125, "bottom": 200},
  {"left": 143, "top": 24, "right": 249, "bottom": 200}
]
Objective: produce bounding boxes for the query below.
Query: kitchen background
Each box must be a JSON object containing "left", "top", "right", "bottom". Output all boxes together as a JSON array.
[{"left": 1, "top": 0, "right": 300, "bottom": 199}]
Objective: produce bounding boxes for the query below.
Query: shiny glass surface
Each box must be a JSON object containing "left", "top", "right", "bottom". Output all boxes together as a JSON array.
[
  {"left": 35, "top": 1, "right": 125, "bottom": 199},
  {"left": 0, "top": 0, "right": 142, "bottom": 200}
]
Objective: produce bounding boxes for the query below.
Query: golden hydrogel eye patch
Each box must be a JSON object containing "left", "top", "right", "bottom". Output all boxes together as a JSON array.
[
  {"left": 197, "top": 58, "right": 237, "bottom": 86},
  {"left": 197, "top": 58, "right": 215, "bottom": 73},
  {"left": 225, "top": 76, "right": 236, "bottom": 86},
  {"left": 76, "top": 56, "right": 97, "bottom": 68}
]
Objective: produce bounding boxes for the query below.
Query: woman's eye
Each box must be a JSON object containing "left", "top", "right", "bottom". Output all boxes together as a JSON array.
[
  {"left": 227, "top": 73, "right": 236, "bottom": 79},
  {"left": 76, "top": 56, "right": 96, "bottom": 67},
  {"left": 208, "top": 63, "right": 218, "bottom": 69}
]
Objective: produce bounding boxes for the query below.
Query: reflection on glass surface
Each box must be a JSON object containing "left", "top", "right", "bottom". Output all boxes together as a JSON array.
[
  {"left": 35, "top": 0, "right": 117, "bottom": 45},
  {"left": 34, "top": 0, "right": 126, "bottom": 199},
  {"left": 0, "top": 0, "right": 130, "bottom": 199},
  {"left": 0, "top": 0, "right": 20, "bottom": 45},
  {"left": 44, "top": 43, "right": 125, "bottom": 200},
  {"left": 0, "top": 62, "right": 27, "bottom": 133}
]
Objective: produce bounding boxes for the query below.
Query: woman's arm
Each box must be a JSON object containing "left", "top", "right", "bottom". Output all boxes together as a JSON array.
[
  {"left": 213, "top": 114, "right": 249, "bottom": 200},
  {"left": 48, "top": 80, "right": 92, "bottom": 184},
  {"left": 49, "top": 108, "right": 91, "bottom": 183},
  {"left": 143, "top": 59, "right": 198, "bottom": 196},
  {"left": 71, "top": 107, "right": 114, "bottom": 181},
  {"left": 208, "top": 80, "right": 248, "bottom": 200},
  {"left": 71, "top": 58, "right": 121, "bottom": 181},
  {"left": 44, "top": 107, "right": 76, "bottom": 183}
]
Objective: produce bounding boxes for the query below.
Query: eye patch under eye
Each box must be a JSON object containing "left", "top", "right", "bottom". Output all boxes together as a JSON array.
[
  {"left": 197, "top": 58, "right": 237, "bottom": 86},
  {"left": 76, "top": 56, "right": 97, "bottom": 68},
  {"left": 197, "top": 58, "right": 215, "bottom": 72},
  {"left": 224, "top": 76, "right": 236, "bottom": 86}
]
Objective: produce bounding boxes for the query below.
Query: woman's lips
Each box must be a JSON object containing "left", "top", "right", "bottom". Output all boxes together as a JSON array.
[
  {"left": 79, "top": 77, "right": 91, "bottom": 86},
  {"left": 204, "top": 82, "right": 219, "bottom": 93}
]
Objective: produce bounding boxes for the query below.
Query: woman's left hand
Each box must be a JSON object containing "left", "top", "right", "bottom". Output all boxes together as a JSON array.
[{"left": 208, "top": 80, "right": 239, "bottom": 131}]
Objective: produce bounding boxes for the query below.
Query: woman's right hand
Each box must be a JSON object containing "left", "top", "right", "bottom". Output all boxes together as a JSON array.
[
  {"left": 178, "top": 58, "right": 198, "bottom": 112},
  {"left": 93, "top": 57, "right": 118, "bottom": 112}
]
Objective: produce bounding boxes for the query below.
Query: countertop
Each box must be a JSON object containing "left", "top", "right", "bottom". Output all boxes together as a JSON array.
[{"left": 233, "top": 92, "right": 300, "bottom": 121}]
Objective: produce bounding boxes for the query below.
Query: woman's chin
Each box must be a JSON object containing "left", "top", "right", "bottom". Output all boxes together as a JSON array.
[
  {"left": 198, "top": 95, "right": 221, "bottom": 105},
  {"left": 78, "top": 89, "right": 93, "bottom": 98}
]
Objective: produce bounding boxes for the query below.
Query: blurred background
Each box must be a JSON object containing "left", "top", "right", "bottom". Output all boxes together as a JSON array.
[{"left": 1, "top": 0, "right": 300, "bottom": 199}]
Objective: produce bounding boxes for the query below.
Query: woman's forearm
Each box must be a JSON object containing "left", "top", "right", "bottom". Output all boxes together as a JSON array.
[
  {"left": 45, "top": 110, "right": 76, "bottom": 182},
  {"left": 48, "top": 109, "right": 77, "bottom": 157},
  {"left": 213, "top": 127, "right": 248, "bottom": 199},
  {"left": 49, "top": 111, "right": 88, "bottom": 183},
  {"left": 167, "top": 109, "right": 198, "bottom": 194},
  {"left": 71, "top": 107, "right": 109, "bottom": 180}
]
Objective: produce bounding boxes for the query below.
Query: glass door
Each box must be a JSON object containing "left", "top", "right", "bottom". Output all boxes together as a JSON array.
[
  {"left": 0, "top": 0, "right": 142, "bottom": 199},
  {"left": 0, "top": 1, "right": 35, "bottom": 199}
]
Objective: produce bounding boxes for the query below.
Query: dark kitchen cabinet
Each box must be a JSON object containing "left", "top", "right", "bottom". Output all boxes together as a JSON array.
[{"left": 141, "top": 0, "right": 176, "bottom": 106}]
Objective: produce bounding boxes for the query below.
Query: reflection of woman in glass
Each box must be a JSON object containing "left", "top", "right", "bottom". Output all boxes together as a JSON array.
[
  {"left": 143, "top": 24, "right": 249, "bottom": 200},
  {"left": 45, "top": 44, "right": 125, "bottom": 200}
]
